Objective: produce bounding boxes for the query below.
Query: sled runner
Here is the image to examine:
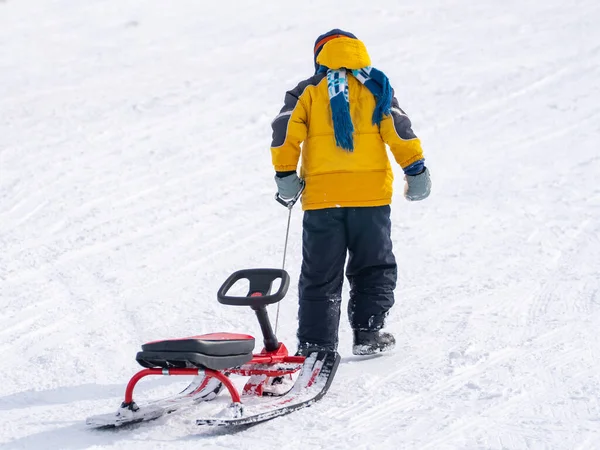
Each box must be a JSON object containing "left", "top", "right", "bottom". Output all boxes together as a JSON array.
[{"left": 86, "top": 268, "right": 340, "bottom": 428}]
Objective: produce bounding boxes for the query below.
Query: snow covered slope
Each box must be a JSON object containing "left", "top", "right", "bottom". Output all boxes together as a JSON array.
[{"left": 1, "top": 0, "right": 599, "bottom": 448}]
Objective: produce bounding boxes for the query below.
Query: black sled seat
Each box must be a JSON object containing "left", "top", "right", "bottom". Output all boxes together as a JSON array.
[{"left": 136, "top": 332, "right": 255, "bottom": 371}]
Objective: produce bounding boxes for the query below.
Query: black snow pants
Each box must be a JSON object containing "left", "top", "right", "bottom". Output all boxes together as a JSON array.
[{"left": 297, "top": 205, "right": 397, "bottom": 351}]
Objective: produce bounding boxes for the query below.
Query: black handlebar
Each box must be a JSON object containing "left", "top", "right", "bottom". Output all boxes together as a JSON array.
[{"left": 217, "top": 268, "right": 290, "bottom": 307}]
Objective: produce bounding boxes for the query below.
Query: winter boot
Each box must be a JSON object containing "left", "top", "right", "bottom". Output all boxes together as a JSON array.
[
  {"left": 352, "top": 330, "right": 396, "bottom": 355},
  {"left": 296, "top": 342, "right": 336, "bottom": 356}
]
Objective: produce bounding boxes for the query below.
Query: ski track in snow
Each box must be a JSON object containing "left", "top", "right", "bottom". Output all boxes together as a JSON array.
[{"left": 1, "top": 0, "right": 600, "bottom": 449}]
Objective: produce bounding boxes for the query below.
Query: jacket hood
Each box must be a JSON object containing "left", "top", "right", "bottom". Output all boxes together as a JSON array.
[{"left": 316, "top": 37, "right": 371, "bottom": 70}]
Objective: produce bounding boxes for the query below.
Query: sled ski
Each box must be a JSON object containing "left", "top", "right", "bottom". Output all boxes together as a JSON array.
[
  {"left": 86, "top": 374, "right": 223, "bottom": 428},
  {"left": 86, "top": 268, "right": 340, "bottom": 430},
  {"left": 196, "top": 350, "right": 339, "bottom": 426}
]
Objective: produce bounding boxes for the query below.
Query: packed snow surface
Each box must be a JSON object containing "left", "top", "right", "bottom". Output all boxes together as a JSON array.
[{"left": 1, "top": 1, "right": 599, "bottom": 449}]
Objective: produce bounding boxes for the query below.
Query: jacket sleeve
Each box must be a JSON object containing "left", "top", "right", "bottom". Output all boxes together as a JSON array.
[
  {"left": 270, "top": 85, "right": 309, "bottom": 172},
  {"left": 379, "top": 96, "right": 424, "bottom": 171}
]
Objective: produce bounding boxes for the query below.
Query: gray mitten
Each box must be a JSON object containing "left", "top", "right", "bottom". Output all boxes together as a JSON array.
[
  {"left": 274, "top": 172, "right": 303, "bottom": 200},
  {"left": 404, "top": 168, "right": 431, "bottom": 201}
]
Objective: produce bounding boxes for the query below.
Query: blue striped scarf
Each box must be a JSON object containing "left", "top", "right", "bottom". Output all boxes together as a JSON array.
[{"left": 324, "top": 66, "right": 393, "bottom": 151}]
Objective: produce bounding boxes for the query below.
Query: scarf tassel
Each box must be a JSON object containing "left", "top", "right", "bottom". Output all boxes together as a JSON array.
[
  {"left": 330, "top": 93, "right": 354, "bottom": 151},
  {"left": 360, "top": 67, "right": 392, "bottom": 125}
]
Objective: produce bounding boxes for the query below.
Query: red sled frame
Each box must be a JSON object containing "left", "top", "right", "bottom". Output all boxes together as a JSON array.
[{"left": 122, "top": 343, "right": 306, "bottom": 408}]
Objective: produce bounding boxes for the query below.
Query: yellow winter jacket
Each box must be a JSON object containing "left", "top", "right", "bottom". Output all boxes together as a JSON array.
[{"left": 270, "top": 37, "right": 424, "bottom": 211}]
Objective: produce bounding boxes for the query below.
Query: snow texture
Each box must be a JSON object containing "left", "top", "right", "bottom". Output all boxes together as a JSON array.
[{"left": 1, "top": 0, "right": 599, "bottom": 449}]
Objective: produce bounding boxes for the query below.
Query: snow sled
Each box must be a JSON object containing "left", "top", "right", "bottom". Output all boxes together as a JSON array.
[{"left": 86, "top": 268, "right": 340, "bottom": 428}]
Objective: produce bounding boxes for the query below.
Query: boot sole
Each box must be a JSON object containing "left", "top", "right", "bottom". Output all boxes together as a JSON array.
[{"left": 352, "top": 342, "right": 396, "bottom": 356}]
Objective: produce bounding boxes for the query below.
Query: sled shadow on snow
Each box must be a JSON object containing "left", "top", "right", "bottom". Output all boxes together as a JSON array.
[
  {"left": 0, "top": 383, "right": 125, "bottom": 411},
  {"left": 4, "top": 414, "right": 252, "bottom": 450}
]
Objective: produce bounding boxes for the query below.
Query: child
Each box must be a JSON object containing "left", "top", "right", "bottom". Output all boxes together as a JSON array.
[{"left": 271, "top": 29, "right": 431, "bottom": 355}]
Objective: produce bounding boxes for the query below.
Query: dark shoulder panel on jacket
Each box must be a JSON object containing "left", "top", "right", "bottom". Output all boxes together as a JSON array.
[
  {"left": 390, "top": 95, "right": 418, "bottom": 140},
  {"left": 271, "top": 72, "right": 326, "bottom": 148},
  {"left": 287, "top": 72, "right": 326, "bottom": 102}
]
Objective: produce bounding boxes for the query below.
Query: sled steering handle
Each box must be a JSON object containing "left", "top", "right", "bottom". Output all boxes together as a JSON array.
[
  {"left": 275, "top": 179, "right": 305, "bottom": 209},
  {"left": 217, "top": 268, "right": 290, "bottom": 307}
]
